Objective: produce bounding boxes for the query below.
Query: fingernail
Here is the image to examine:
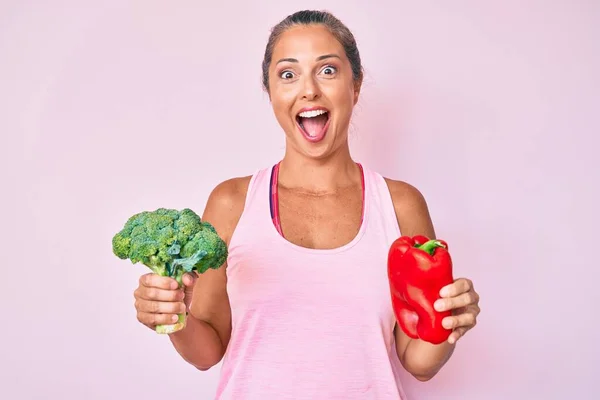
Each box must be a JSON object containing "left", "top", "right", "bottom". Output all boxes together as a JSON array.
[
  {"left": 439, "top": 287, "right": 448, "bottom": 297},
  {"left": 442, "top": 318, "right": 453, "bottom": 329},
  {"left": 434, "top": 300, "right": 444, "bottom": 311},
  {"left": 172, "top": 315, "right": 178, "bottom": 322}
]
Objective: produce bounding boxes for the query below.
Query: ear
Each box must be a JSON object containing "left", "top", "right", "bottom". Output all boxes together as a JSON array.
[{"left": 353, "top": 77, "right": 363, "bottom": 105}]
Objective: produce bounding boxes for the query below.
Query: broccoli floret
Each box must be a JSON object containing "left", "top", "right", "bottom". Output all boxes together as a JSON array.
[
  {"left": 179, "top": 222, "right": 228, "bottom": 274},
  {"left": 111, "top": 208, "right": 228, "bottom": 334}
]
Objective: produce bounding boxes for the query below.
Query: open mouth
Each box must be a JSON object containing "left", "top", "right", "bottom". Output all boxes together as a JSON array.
[{"left": 296, "top": 108, "right": 330, "bottom": 142}]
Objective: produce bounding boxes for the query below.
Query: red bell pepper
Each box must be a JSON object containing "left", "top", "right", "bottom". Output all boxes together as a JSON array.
[{"left": 387, "top": 235, "right": 454, "bottom": 345}]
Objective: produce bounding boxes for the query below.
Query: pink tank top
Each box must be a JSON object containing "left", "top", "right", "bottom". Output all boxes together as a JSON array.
[{"left": 215, "top": 164, "right": 408, "bottom": 400}]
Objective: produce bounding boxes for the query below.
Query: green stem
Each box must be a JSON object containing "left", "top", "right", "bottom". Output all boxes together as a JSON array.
[
  {"left": 173, "top": 268, "right": 185, "bottom": 287},
  {"left": 156, "top": 313, "right": 187, "bottom": 334},
  {"left": 416, "top": 239, "right": 446, "bottom": 255}
]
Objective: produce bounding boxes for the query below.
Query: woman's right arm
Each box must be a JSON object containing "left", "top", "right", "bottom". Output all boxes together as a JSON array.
[{"left": 135, "top": 177, "right": 249, "bottom": 371}]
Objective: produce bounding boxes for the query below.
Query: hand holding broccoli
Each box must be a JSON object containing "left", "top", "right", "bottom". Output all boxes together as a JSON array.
[
  {"left": 133, "top": 272, "right": 197, "bottom": 332},
  {"left": 112, "top": 208, "right": 227, "bottom": 334}
]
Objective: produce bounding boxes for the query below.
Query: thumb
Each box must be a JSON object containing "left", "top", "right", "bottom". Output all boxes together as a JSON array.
[
  {"left": 182, "top": 272, "right": 198, "bottom": 290},
  {"left": 181, "top": 272, "right": 197, "bottom": 310}
]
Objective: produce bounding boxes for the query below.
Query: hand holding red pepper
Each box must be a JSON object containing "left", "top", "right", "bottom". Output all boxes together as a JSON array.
[
  {"left": 434, "top": 275, "right": 480, "bottom": 345},
  {"left": 388, "top": 235, "right": 480, "bottom": 345}
]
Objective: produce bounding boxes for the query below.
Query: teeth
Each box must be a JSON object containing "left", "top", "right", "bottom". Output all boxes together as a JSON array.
[{"left": 298, "top": 109, "right": 328, "bottom": 118}]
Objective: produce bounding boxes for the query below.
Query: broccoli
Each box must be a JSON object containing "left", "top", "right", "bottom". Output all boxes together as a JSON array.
[{"left": 112, "top": 208, "right": 228, "bottom": 334}]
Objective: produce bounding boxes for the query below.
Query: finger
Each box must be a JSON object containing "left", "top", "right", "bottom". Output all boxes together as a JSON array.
[
  {"left": 440, "top": 278, "right": 473, "bottom": 298},
  {"left": 469, "top": 304, "right": 481, "bottom": 318},
  {"left": 434, "top": 290, "right": 479, "bottom": 312},
  {"left": 135, "top": 299, "right": 186, "bottom": 315},
  {"left": 137, "top": 311, "right": 180, "bottom": 327},
  {"left": 140, "top": 273, "right": 179, "bottom": 290},
  {"left": 442, "top": 312, "right": 476, "bottom": 330},
  {"left": 181, "top": 272, "right": 198, "bottom": 288},
  {"left": 447, "top": 326, "right": 469, "bottom": 345},
  {"left": 136, "top": 286, "right": 184, "bottom": 302}
]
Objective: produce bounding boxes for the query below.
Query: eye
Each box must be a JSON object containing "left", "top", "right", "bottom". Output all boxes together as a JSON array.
[
  {"left": 280, "top": 71, "right": 295, "bottom": 79},
  {"left": 321, "top": 65, "right": 337, "bottom": 75}
]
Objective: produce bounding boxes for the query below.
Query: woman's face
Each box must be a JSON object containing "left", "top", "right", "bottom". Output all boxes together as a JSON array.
[{"left": 268, "top": 24, "right": 361, "bottom": 160}]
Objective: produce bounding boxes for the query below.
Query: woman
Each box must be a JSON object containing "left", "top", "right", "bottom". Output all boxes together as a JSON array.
[{"left": 133, "top": 10, "right": 481, "bottom": 399}]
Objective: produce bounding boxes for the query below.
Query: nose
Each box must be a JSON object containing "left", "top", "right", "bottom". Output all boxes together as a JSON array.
[{"left": 300, "top": 76, "right": 321, "bottom": 101}]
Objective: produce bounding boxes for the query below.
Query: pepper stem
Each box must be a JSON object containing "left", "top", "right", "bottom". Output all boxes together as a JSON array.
[{"left": 416, "top": 239, "right": 446, "bottom": 255}]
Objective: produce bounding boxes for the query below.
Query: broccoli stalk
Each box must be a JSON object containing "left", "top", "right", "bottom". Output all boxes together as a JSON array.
[{"left": 112, "top": 208, "right": 228, "bottom": 334}]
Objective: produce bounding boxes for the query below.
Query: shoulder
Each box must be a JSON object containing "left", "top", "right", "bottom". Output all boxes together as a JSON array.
[
  {"left": 382, "top": 177, "right": 436, "bottom": 238},
  {"left": 383, "top": 177, "right": 426, "bottom": 206},
  {"left": 205, "top": 175, "right": 252, "bottom": 213},
  {"left": 202, "top": 175, "right": 253, "bottom": 243}
]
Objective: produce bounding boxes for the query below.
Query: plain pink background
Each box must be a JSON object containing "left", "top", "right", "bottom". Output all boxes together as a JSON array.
[{"left": 3, "top": 1, "right": 599, "bottom": 399}]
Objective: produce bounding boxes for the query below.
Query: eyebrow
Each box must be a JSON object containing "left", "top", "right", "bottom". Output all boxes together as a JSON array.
[{"left": 275, "top": 54, "right": 341, "bottom": 65}]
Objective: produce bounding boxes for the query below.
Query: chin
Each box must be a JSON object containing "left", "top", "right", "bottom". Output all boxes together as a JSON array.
[{"left": 294, "top": 130, "right": 345, "bottom": 160}]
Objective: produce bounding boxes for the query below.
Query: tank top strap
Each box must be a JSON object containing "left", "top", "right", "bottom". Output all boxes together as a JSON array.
[
  {"left": 227, "top": 166, "right": 272, "bottom": 253},
  {"left": 362, "top": 165, "right": 402, "bottom": 242}
]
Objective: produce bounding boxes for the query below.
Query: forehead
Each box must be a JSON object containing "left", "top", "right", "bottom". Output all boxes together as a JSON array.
[{"left": 272, "top": 24, "right": 345, "bottom": 61}]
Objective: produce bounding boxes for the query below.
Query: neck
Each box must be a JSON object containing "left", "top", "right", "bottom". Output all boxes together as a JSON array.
[{"left": 278, "top": 142, "right": 360, "bottom": 193}]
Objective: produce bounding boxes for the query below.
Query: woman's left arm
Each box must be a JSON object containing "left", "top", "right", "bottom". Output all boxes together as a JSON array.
[{"left": 385, "top": 179, "right": 481, "bottom": 382}]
